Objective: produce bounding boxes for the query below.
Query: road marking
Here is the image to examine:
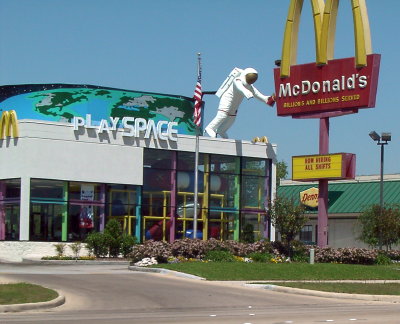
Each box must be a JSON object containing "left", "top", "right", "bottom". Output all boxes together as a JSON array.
[{"left": 209, "top": 314, "right": 217, "bottom": 317}]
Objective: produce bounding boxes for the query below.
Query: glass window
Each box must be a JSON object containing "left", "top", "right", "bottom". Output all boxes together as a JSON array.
[
  {"left": 209, "top": 173, "right": 239, "bottom": 209},
  {"left": 241, "top": 175, "right": 266, "bottom": 209},
  {"left": 142, "top": 168, "right": 172, "bottom": 216},
  {"left": 144, "top": 149, "right": 173, "bottom": 169},
  {"left": 210, "top": 155, "right": 240, "bottom": 174},
  {"left": 143, "top": 169, "right": 173, "bottom": 192},
  {"left": 0, "top": 179, "right": 21, "bottom": 200},
  {"left": 177, "top": 151, "right": 205, "bottom": 171},
  {"left": 69, "top": 182, "right": 102, "bottom": 201},
  {"left": 31, "top": 179, "right": 65, "bottom": 200},
  {"left": 241, "top": 212, "right": 265, "bottom": 242},
  {"left": 299, "top": 225, "right": 313, "bottom": 243},
  {"left": 1, "top": 179, "right": 21, "bottom": 241},
  {"left": 3, "top": 203, "right": 20, "bottom": 240},
  {"left": 242, "top": 157, "right": 267, "bottom": 176},
  {"left": 106, "top": 184, "right": 138, "bottom": 236},
  {"left": 208, "top": 210, "right": 237, "bottom": 240},
  {"left": 68, "top": 204, "right": 102, "bottom": 241},
  {"left": 30, "top": 203, "right": 65, "bottom": 241},
  {"left": 143, "top": 217, "right": 172, "bottom": 241}
]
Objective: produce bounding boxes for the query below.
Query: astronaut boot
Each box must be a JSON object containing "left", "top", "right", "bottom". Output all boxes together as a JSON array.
[
  {"left": 204, "top": 126, "right": 217, "bottom": 138},
  {"left": 267, "top": 95, "right": 276, "bottom": 107}
]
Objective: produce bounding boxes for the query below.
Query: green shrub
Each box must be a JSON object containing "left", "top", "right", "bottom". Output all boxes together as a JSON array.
[
  {"left": 247, "top": 252, "right": 272, "bottom": 263},
  {"left": 104, "top": 219, "right": 123, "bottom": 238},
  {"left": 205, "top": 250, "right": 235, "bottom": 262},
  {"left": 85, "top": 232, "right": 109, "bottom": 257},
  {"left": 120, "top": 235, "right": 137, "bottom": 258},
  {"left": 291, "top": 241, "right": 309, "bottom": 262},
  {"left": 292, "top": 252, "right": 309, "bottom": 263},
  {"left": 104, "top": 219, "right": 123, "bottom": 257},
  {"left": 375, "top": 253, "right": 392, "bottom": 265},
  {"left": 69, "top": 242, "right": 82, "bottom": 259},
  {"left": 53, "top": 243, "right": 66, "bottom": 257}
]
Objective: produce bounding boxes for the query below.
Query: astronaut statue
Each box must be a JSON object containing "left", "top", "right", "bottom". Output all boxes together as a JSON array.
[{"left": 204, "top": 67, "right": 275, "bottom": 138}]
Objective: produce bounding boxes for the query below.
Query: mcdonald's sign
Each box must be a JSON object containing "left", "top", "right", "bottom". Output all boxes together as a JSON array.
[
  {"left": 274, "top": 0, "right": 380, "bottom": 117},
  {"left": 0, "top": 110, "right": 19, "bottom": 140},
  {"left": 252, "top": 136, "right": 269, "bottom": 144}
]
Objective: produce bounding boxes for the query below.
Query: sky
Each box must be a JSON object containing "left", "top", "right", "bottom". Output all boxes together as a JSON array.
[{"left": 0, "top": 0, "right": 398, "bottom": 177}]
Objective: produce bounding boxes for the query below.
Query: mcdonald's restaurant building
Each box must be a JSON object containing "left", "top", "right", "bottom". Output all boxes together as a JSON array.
[{"left": 0, "top": 84, "right": 277, "bottom": 260}]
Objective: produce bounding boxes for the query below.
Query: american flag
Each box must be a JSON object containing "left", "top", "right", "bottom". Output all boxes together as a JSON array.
[{"left": 193, "top": 55, "right": 202, "bottom": 127}]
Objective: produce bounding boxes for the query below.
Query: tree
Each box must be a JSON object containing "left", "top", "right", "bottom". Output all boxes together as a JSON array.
[
  {"left": 357, "top": 204, "right": 400, "bottom": 250},
  {"left": 267, "top": 195, "right": 308, "bottom": 257},
  {"left": 276, "top": 160, "right": 288, "bottom": 188}
]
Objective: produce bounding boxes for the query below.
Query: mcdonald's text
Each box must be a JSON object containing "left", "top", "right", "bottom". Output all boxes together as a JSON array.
[{"left": 274, "top": 54, "right": 380, "bottom": 117}]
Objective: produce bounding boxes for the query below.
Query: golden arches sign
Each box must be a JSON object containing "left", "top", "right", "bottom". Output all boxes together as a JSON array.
[
  {"left": 252, "top": 136, "right": 269, "bottom": 144},
  {"left": 280, "top": 0, "right": 372, "bottom": 77},
  {"left": 0, "top": 110, "right": 19, "bottom": 140}
]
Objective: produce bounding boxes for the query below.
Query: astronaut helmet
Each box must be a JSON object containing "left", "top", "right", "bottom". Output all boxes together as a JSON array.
[{"left": 243, "top": 68, "right": 258, "bottom": 85}]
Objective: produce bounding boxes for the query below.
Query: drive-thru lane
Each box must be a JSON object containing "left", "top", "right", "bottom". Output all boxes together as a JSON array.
[{"left": 0, "top": 263, "right": 398, "bottom": 324}]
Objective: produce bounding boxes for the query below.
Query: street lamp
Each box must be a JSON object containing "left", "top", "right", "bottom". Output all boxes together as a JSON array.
[{"left": 369, "top": 131, "right": 391, "bottom": 250}]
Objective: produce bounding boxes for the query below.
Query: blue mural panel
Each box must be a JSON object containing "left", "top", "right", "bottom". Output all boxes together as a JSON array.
[{"left": 0, "top": 84, "right": 198, "bottom": 135}]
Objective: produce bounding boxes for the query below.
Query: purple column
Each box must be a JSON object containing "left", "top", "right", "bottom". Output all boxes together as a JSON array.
[
  {"left": 263, "top": 160, "right": 271, "bottom": 239},
  {"left": 0, "top": 182, "right": 5, "bottom": 240},
  {"left": 99, "top": 184, "right": 106, "bottom": 232},
  {"left": 169, "top": 152, "right": 177, "bottom": 242},
  {"left": 318, "top": 118, "right": 329, "bottom": 247}
]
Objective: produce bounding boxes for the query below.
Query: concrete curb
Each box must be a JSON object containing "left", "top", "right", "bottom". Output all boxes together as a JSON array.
[
  {"left": 128, "top": 266, "right": 205, "bottom": 280},
  {"left": 0, "top": 293, "right": 65, "bottom": 313},
  {"left": 21, "top": 258, "right": 130, "bottom": 265},
  {"left": 246, "top": 284, "right": 400, "bottom": 303}
]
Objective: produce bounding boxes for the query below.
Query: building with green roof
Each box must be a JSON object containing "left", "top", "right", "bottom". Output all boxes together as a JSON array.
[{"left": 278, "top": 175, "right": 400, "bottom": 248}]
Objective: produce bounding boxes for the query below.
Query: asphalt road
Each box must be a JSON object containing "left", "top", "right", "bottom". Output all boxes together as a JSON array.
[{"left": 0, "top": 263, "right": 399, "bottom": 324}]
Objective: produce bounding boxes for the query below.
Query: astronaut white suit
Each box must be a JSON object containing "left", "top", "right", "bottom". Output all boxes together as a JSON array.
[{"left": 205, "top": 67, "right": 274, "bottom": 139}]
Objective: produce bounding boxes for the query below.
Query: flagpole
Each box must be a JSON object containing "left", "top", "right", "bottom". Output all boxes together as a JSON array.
[{"left": 193, "top": 52, "right": 202, "bottom": 239}]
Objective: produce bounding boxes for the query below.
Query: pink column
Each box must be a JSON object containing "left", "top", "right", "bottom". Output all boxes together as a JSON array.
[
  {"left": 169, "top": 152, "right": 177, "bottom": 242},
  {"left": 318, "top": 118, "right": 329, "bottom": 247},
  {"left": 0, "top": 182, "right": 5, "bottom": 240},
  {"left": 99, "top": 184, "right": 106, "bottom": 232}
]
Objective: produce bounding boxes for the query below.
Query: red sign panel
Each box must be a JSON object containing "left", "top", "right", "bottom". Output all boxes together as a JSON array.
[{"left": 274, "top": 54, "right": 381, "bottom": 117}]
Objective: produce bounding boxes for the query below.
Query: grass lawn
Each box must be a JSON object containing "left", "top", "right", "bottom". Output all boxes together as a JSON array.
[
  {"left": 265, "top": 282, "right": 400, "bottom": 295},
  {"left": 0, "top": 283, "right": 59, "bottom": 305},
  {"left": 154, "top": 262, "right": 400, "bottom": 281}
]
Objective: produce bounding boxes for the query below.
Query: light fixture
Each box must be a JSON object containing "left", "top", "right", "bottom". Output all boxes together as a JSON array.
[
  {"left": 368, "top": 130, "right": 392, "bottom": 250},
  {"left": 369, "top": 131, "right": 380, "bottom": 142},
  {"left": 381, "top": 132, "right": 392, "bottom": 142}
]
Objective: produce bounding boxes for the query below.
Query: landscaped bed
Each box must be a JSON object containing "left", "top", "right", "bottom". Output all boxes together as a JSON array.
[
  {"left": 0, "top": 283, "right": 58, "bottom": 305},
  {"left": 152, "top": 262, "right": 400, "bottom": 281}
]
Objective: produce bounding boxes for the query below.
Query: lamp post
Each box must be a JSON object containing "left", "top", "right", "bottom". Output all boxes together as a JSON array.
[{"left": 369, "top": 131, "right": 391, "bottom": 250}]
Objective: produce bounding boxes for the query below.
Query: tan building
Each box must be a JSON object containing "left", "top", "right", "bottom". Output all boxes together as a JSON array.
[{"left": 278, "top": 175, "right": 400, "bottom": 248}]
